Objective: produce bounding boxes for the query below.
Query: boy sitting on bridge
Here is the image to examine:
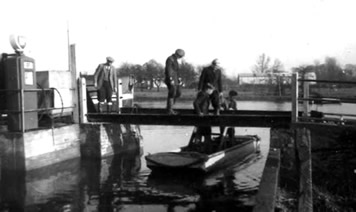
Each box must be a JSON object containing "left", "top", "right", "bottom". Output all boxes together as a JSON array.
[{"left": 220, "top": 90, "right": 238, "bottom": 111}]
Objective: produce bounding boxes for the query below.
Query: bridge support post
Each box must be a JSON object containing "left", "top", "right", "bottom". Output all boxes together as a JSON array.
[{"left": 295, "top": 128, "right": 313, "bottom": 212}]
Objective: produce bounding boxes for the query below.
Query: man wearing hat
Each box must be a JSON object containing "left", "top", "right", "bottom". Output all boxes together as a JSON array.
[
  {"left": 164, "top": 49, "right": 185, "bottom": 115},
  {"left": 198, "top": 59, "right": 223, "bottom": 115},
  {"left": 94, "top": 56, "right": 118, "bottom": 113}
]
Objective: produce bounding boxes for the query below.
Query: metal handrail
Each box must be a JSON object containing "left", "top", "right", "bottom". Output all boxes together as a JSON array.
[
  {"left": 0, "top": 106, "right": 75, "bottom": 114},
  {"left": 0, "top": 88, "right": 54, "bottom": 92},
  {"left": 292, "top": 73, "right": 356, "bottom": 127},
  {"left": 299, "top": 78, "right": 356, "bottom": 85}
]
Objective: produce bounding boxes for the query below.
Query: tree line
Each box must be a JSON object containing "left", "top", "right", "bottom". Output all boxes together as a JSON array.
[
  {"left": 114, "top": 54, "right": 356, "bottom": 90},
  {"left": 116, "top": 59, "right": 231, "bottom": 91}
]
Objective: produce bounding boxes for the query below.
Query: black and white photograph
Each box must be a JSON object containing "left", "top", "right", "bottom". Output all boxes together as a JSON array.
[{"left": 0, "top": 0, "right": 356, "bottom": 211}]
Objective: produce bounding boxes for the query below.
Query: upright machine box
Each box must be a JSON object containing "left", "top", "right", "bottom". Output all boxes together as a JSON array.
[{"left": 5, "top": 54, "right": 38, "bottom": 131}]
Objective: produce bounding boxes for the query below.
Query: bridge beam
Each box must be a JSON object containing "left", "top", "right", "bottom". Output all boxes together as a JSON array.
[{"left": 87, "top": 109, "right": 292, "bottom": 128}]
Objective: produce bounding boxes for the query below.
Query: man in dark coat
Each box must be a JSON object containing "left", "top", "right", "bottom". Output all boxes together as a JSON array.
[
  {"left": 94, "top": 56, "right": 118, "bottom": 113},
  {"left": 198, "top": 59, "right": 223, "bottom": 115},
  {"left": 164, "top": 49, "right": 185, "bottom": 115}
]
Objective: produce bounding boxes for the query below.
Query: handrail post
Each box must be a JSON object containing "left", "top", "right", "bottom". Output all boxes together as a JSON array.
[
  {"left": 303, "top": 75, "right": 310, "bottom": 117},
  {"left": 291, "top": 73, "right": 298, "bottom": 123},
  {"left": 116, "top": 78, "right": 123, "bottom": 114},
  {"left": 70, "top": 44, "right": 79, "bottom": 123}
]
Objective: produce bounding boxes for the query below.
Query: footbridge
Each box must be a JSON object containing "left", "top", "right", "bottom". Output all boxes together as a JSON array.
[{"left": 81, "top": 73, "right": 356, "bottom": 130}]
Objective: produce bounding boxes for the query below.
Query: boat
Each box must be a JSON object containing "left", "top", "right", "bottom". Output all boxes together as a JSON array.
[{"left": 145, "top": 127, "right": 261, "bottom": 173}]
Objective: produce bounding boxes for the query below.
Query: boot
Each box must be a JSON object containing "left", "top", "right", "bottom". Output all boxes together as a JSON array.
[
  {"left": 167, "top": 98, "right": 177, "bottom": 115},
  {"left": 214, "top": 108, "right": 220, "bottom": 115},
  {"left": 107, "top": 103, "right": 113, "bottom": 113},
  {"left": 97, "top": 103, "right": 104, "bottom": 113}
]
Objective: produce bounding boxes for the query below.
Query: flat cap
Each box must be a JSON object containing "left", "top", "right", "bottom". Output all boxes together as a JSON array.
[
  {"left": 106, "top": 56, "right": 114, "bottom": 62},
  {"left": 212, "top": 58, "right": 219, "bottom": 66},
  {"left": 175, "top": 49, "right": 185, "bottom": 57}
]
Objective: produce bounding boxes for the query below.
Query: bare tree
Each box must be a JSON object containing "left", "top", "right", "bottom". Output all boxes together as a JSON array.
[
  {"left": 271, "top": 59, "right": 284, "bottom": 73},
  {"left": 344, "top": 64, "right": 356, "bottom": 79},
  {"left": 143, "top": 59, "right": 164, "bottom": 90},
  {"left": 252, "top": 53, "right": 270, "bottom": 75}
]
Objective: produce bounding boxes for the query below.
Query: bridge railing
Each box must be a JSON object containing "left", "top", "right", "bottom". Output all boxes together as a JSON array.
[{"left": 291, "top": 73, "right": 356, "bottom": 127}]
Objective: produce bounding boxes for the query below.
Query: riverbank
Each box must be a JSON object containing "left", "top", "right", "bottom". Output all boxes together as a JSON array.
[{"left": 272, "top": 127, "right": 356, "bottom": 211}]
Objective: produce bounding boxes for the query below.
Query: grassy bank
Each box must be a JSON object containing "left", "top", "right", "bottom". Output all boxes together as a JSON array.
[{"left": 271, "top": 127, "right": 356, "bottom": 211}]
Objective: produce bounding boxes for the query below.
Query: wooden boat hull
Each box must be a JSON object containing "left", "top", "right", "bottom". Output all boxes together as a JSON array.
[{"left": 145, "top": 135, "right": 260, "bottom": 173}]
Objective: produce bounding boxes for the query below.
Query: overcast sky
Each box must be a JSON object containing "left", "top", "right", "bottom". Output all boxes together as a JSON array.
[{"left": 1, "top": 0, "right": 355, "bottom": 77}]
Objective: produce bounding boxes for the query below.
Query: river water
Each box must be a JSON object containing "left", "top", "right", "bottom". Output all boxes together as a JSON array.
[{"left": 1, "top": 100, "right": 355, "bottom": 211}]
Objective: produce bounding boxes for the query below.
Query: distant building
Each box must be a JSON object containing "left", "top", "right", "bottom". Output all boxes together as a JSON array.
[{"left": 238, "top": 72, "right": 292, "bottom": 85}]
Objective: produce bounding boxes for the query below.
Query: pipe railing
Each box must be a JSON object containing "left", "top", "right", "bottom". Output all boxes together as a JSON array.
[
  {"left": 291, "top": 73, "right": 356, "bottom": 126},
  {"left": 0, "top": 88, "right": 76, "bottom": 114}
]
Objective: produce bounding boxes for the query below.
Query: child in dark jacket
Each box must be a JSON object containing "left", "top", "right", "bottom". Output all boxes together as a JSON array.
[
  {"left": 192, "top": 83, "right": 215, "bottom": 153},
  {"left": 193, "top": 83, "right": 214, "bottom": 116},
  {"left": 220, "top": 90, "right": 238, "bottom": 111}
]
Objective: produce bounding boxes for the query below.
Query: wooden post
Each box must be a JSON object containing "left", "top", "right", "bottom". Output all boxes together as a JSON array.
[
  {"left": 78, "top": 76, "right": 88, "bottom": 123},
  {"left": 70, "top": 44, "right": 79, "bottom": 123},
  {"left": 291, "top": 73, "right": 298, "bottom": 123},
  {"left": 295, "top": 128, "right": 313, "bottom": 211},
  {"left": 253, "top": 148, "right": 281, "bottom": 212}
]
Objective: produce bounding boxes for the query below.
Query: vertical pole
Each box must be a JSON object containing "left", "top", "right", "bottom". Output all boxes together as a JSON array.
[
  {"left": 296, "top": 128, "right": 313, "bottom": 211},
  {"left": 78, "top": 76, "right": 88, "bottom": 123},
  {"left": 116, "top": 78, "right": 122, "bottom": 113},
  {"left": 130, "top": 76, "right": 134, "bottom": 107},
  {"left": 291, "top": 73, "right": 298, "bottom": 123},
  {"left": 70, "top": 44, "right": 79, "bottom": 123},
  {"left": 303, "top": 75, "right": 310, "bottom": 117}
]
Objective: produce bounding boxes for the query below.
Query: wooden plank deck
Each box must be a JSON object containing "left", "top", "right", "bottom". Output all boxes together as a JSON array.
[{"left": 253, "top": 148, "right": 281, "bottom": 212}]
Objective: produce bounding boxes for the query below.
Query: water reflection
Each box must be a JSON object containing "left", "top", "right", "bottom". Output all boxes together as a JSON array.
[{"left": 0, "top": 126, "right": 269, "bottom": 212}]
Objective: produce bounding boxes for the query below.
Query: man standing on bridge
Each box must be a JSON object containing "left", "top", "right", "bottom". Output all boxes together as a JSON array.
[
  {"left": 94, "top": 56, "right": 118, "bottom": 113},
  {"left": 164, "top": 49, "right": 185, "bottom": 115},
  {"left": 198, "top": 59, "right": 223, "bottom": 115}
]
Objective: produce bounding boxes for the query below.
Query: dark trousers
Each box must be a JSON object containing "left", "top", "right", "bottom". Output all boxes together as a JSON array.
[
  {"left": 193, "top": 91, "right": 210, "bottom": 114},
  {"left": 209, "top": 90, "right": 220, "bottom": 111},
  {"left": 98, "top": 81, "right": 113, "bottom": 103},
  {"left": 167, "top": 84, "right": 181, "bottom": 100}
]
